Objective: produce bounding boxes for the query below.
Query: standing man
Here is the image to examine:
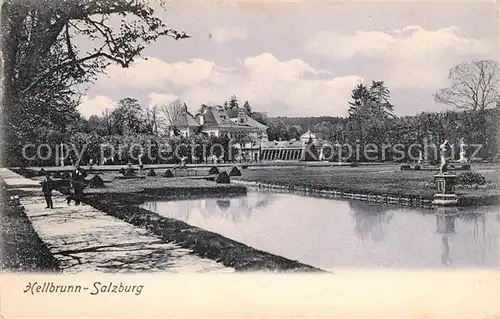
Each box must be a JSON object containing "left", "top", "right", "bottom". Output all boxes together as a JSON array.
[
  {"left": 41, "top": 174, "right": 54, "bottom": 209},
  {"left": 71, "top": 164, "right": 87, "bottom": 205}
]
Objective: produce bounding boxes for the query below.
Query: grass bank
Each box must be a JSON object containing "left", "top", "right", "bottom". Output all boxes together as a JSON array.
[
  {"left": 234, "top": 164, "right": 500, "bottom": 207},
  {"left": 0, "top": 181, "right": 61, "bottom": 272}
]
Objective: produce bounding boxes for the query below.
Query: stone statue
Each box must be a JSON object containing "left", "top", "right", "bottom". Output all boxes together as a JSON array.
[
  {"left": 439, "top": 140, "right": 450, "bottom": 173},
  {"left": 459, "top": 138, "right": 468, "bottom": 163},
  {"left": 417, "top": 150, "right": 423, "bottom": 165}
]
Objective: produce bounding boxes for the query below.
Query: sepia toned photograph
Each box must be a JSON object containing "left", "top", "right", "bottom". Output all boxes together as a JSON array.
[{"left": 0, "top": 0, "right": 499, "bottom": 317}]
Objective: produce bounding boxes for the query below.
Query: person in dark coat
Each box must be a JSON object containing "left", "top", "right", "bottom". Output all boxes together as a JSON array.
[
  {"left": 41, "top": 174, "right": 54, "bottom": 209},
  {"left": 69, "top": 165, "right": 87, "bottom": 205}
]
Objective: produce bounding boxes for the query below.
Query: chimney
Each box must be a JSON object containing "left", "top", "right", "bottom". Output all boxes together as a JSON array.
[{"left": 238, "top": 111, "right": 246, "bottom": 124}]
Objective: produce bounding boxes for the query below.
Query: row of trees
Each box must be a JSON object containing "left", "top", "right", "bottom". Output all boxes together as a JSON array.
[
  {"left": 23, "top": 133, "right": 239, "bottom": 167},
  {"left": 266, "top": 59, "right": 500, "bottom": 162}
]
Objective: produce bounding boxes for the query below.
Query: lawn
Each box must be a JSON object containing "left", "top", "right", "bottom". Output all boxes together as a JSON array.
[
  {"left": 0, "top": 191, "right": 60, "bottom": 272},
  {"left": 235, "top": 164, "right": 500, "bottom": 199}
]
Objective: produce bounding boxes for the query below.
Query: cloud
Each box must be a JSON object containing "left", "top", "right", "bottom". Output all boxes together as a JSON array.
[
  {"left": 210, "top": 27, "right": 247, "bottom": 43},
  {"left": 94, "top": 53, "right": 363, "bottom": 117},
  {"left": 305, "top": 25, "right": 493, "bottom": 89},
  {"left": 78, "top": 95, "right": 117, "bottom": 118},
  {"left": 102, "top": 58, "right": 217, "bottom": 89},
  {"left": 147, "top": 92, "right": 179, "bottom": 107}
]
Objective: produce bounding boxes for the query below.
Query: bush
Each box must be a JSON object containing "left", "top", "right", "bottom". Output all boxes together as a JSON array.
[
  {"left": 242, "top": 165, "right": 249, "bottom": 169},
  {"left": 53, "top": 171, "right": 62, "bottom": 178},
  {"left": 456, "top": 172, "right": 486, "bottom": 185},
  {"left": 89, "top": 175, "right": 105, "bottom": 188},
  {"left": 147, "top": 169, "right": 156, "bottom": 177},
  {"left": 461, "top": 164, "right": 471, "bottom": 170},
  {"left": 216, "top": 172, "right": 230, "bottom": 184},
  {"left": 350, "top": 162, "right": 359, "bottom": 167},
  {"left": 414, "top": 165, "right": 421, "bottom": 171},
  {"left": 209, "top": 166, "right": 219, "bottom": 175},
  {"left": 38, "top": 168, "right": 46, "bottom": 176},
  {"left": 61, "top": 172, "right": 71, "bottom": 179},
  {"left": 120, "top": 167, "right": 136, "bottom": 177},
  {"left": 162, "top": 170, "right": 174, "bottom": 178},
  {"left": 400, "top": 164, "right": 411, "bottom": 171},
  {"left": 24, "top": 170, "right": 37, "bottom": 178},
  {"left": 229, "top": 166, "right": 242, "bottom": 176}
]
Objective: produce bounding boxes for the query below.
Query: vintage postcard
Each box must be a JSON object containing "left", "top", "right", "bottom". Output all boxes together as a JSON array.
[{"left": 0, "top": 0, "right": 499, "bottom": 317}]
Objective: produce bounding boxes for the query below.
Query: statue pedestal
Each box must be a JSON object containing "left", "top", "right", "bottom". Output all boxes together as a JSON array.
[{"left": 433, "top": 173, "right": 458, "bottom": 206}]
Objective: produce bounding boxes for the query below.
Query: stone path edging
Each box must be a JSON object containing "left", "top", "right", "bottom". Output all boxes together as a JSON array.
[{"left": 0, "top": 169, "right": 233, "bottom": 273}]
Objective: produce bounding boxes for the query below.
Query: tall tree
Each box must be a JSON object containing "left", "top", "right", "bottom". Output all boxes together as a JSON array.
[
  {"left": 110, "top": 98, "right": 145, "bottom": 135},
  {"left": 348, "top": 83, "right": 371, "bottom": 117},
  {"left": 435, "top": 60, "right": 499, "bottom": 111},
  {"left": 161, "top": 99, "right": 185, "bottom": 135},
  {"left": 228, "top": 95, "right": 239, "bottom": 109},
  {"left": 348, "top": 81, "right": 395, "bottom": 147},
  {"left": 144, "top": 104, "right": 161, "bottom": 136},
  {"left": 369, "top": 81, "right": 395, "bottom": 117},
  {"left": 242, "top": 100, "right": 252, "bottom": 115},
  {"left": 1, "top": 0, "right": 188, "bottom": 165}
]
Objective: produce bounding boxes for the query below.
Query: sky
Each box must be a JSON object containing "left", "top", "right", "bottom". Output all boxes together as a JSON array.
[{"left": 77, "top": 1, "right": 499, "bottom": 119}]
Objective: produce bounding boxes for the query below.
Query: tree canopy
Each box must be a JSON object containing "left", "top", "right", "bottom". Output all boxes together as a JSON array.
[
  {"left": 435, "top": 60, "right": 499, "bottom": 111},
  {"left": 1, "top": 0, "right": 188, "bottom": 165}
]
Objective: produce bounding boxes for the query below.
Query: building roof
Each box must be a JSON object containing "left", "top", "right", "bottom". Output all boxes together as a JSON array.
[
  {"left": 261, "top": 140, "right": 303, "bottom": 149},
  {"left": 202, "top": 106, "right": 268, "bottom": 130},
  {"left": 300, "top": 130, "right": 317, "bottom": 141},
  {"left": 245, "top": 116, "right": 268, "bottom": 130},
  {"left": 170, "top": 105, "right": 268, "bottom": 131},
  {"left": 167, "top": 106, "right": 200, "bottom": 127}
]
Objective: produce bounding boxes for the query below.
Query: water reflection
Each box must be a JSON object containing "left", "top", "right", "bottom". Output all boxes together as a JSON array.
[
  {"left": 140, "top": 191, "right": 499, "bottom": 270},
  {"left": 348, "top": 201, "right": 394, "bottom": 243},
  {"left": 141, "top": 191, "right": 274, "bottom": 223}
]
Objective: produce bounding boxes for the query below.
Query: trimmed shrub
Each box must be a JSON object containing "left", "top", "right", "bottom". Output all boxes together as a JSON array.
[
  {"left": 400, "top": 164, "right": 411, "bottom": 171},
  {"left": 209, "top": 166, "right": 219, "bottom": 175},
  {"left": 147, "top": 169, "right": 156, "bottom": 177},
  {"left": 89, "top": 175, "right": 105, "bottom": 188},
  {"left": 456, "top": 172, "right": 486, "bottom": 185},
  {"left": 229, "top": 166, "right": 242, "bottom": 176},
  {"left": 120, "top": 167, "right": 136, "bottom": 177},
  {"left": 162, "top": 170, "right": 174, "bottom": 178},
  {"left": 414, "top": 165, "right": 421, "bottom": 171},
  {"left": 216, "top": 172, "right": 230, "bottom": 184},
  {"left": 24, "top": 170, "right": 37, "bottom": 178}
]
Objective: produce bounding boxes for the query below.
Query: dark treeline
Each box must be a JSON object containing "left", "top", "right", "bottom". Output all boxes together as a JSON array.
[
  {"left": 265, "top": 79, "right": 499, "bottom": 163},
  {"left": 266, "top": 108, "right": 499, "bottom": 162}
]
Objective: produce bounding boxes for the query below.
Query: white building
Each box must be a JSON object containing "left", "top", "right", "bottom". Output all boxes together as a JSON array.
[
  {"left": 260, "top": 130, "right": 323, "bottom": 161},
  {"left": 167, "top": 106, "right": 268, "bottom": 162}
]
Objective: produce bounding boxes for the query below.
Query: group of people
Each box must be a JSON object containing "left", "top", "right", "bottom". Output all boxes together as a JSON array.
[{"left": 41, "top": 165, "right": 87, "bottom": 209}]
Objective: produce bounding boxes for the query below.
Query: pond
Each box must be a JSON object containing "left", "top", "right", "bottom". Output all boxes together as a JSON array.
[{"left": 140, "top": 190, "right": 499, "bottom": 270}]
